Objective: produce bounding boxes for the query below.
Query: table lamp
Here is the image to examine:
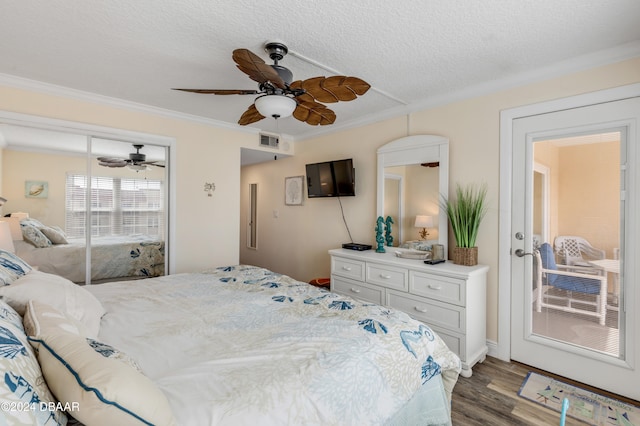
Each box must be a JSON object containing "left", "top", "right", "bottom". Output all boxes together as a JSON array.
[
  {"left": 414, "top": 215, "right": 433, "bottom": 240},
  {"left": 0, "top": 221, "right": 15, "bottom": 253}
]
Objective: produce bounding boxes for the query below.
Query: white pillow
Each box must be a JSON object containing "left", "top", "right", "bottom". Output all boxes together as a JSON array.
[
  {"left": 0, "top": 270, "right": 105, "bottom": 338},
  {"left": 41, "top": 226, "right": 69, "bottom": 245},
  {"left": 26, "top": 301, "right": 176, "bottom": 426}
]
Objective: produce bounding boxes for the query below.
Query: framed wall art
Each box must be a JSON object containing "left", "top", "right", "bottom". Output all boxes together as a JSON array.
[
  {"left": 284, "top": 176, "right": 304, "bottom": 206},
  {"left": 25, "top": 181, "right": 49, "bottom": 198}
]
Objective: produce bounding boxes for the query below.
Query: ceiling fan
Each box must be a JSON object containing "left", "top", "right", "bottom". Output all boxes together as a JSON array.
[
  {"left": 172, "top": 42, "right": 371, "bottom": 126},
  {"left": 97, "top": 144, "right": 165, "bottom": 170}
]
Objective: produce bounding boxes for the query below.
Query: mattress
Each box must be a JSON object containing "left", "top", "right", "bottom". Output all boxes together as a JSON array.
[
  {"left": 14, "top": 234, "right": 164, "bottom": 283},
  {"left": 87, "top": 265, "right": 461, "bottom": 425}
]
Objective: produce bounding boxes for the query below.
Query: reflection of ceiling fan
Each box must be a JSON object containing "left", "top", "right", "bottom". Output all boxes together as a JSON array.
[
  {"left": 97, "top": 144, "right": 165, "bottom": 170},
  {"left": 173, "top": 42, "right": 371, "bottom": 126}
]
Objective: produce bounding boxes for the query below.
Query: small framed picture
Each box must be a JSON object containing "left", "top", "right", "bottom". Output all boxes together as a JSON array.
[
  {"left": 25, "top": 181, "right": 49, "bottom": 198},
  {"left": 284, "top": 176, "right": 304, "bottom": 206}
]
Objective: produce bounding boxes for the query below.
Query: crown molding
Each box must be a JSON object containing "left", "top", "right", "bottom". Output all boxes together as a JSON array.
[
  {"left": 0, "top": 73, "right": 260, "bottom": 135},
  {"left": 2, "top": 40, "right": 639, "bottom": 144},
  {"left": 294, "top": 40, "right": 640, "bottom": 142}
]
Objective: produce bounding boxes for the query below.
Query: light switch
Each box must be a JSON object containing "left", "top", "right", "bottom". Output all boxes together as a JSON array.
[{"left": 273, "top": 210, "right": 279, "bottom": 218}]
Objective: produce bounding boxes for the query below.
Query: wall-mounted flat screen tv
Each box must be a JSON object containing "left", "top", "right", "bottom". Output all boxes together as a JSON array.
[{"left": 305, "top": 158, "right": 355, "bottom": 198}]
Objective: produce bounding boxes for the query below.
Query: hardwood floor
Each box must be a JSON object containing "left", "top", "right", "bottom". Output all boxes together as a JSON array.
[{"left": 450, "top": 356, "right": 639, "bottom": 425}]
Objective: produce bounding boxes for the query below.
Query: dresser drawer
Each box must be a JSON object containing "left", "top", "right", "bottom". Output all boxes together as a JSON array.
[
  {"left": 366, "top": 263, "right": 407, "bottom": 291},
  {"left": 387, "top": 290, "right": 464, "bottom": 333},
  {"left": 331, "top": 257, "right": 365, "bottom": 281},
  {"left": 409, "top": 272, "right": 466, "bottom": 306},
  {"left": 331, "top": 276, "right": 384, "bottom": 305}
]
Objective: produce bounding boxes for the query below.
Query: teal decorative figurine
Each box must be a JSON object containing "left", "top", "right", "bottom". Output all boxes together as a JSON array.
[
  {"left": 385, "top": 216, "right": 394, "bottom": 247},
  {"left": 375, "top": 216, "right": 386, "bottom": 253}
]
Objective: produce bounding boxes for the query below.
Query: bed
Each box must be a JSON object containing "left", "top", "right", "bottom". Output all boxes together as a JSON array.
[
  {"left": 0, "top": 252, "right": 461, "bottom": 425},
  {"left": 14, "top": 234, "right": 165, "bottom": 283}
]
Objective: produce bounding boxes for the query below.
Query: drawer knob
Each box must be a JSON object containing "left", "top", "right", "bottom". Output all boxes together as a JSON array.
[
  {"left": 342, "top": 266, "right": 352, "bottom": 271},
  {"left": 414, "top": 306, "right": 428, "bottom": 313},
  {"left": 350, "top": 287, "right": 361, "bottom": 293},
  {"left": 428, "top": 284, "right": 442, "bottom": 290},
  {"left": 380, "top": 274, "right": 391, "bottom": 279}
]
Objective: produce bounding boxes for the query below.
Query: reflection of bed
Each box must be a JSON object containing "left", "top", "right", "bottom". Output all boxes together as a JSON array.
[
  {"left": 1, "top": 262, "right": 461, "bottom": 425},
  {"left": 14, "top": 234, "right": 165, "bottom": 283}
]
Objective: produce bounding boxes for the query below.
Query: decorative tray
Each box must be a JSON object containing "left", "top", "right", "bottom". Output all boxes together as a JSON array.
[{"left": 394, "top": 250, "right": 430, "bottom": 260}]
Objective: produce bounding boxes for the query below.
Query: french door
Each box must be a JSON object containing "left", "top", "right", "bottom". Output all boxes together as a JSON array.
[{"left": 510, "top": 96, "right": 640, "bottom": 400}]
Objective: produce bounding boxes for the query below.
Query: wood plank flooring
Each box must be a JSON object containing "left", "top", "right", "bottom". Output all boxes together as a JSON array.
[{"left": 451, "top": 356, "right": 639, "bottom": 425}]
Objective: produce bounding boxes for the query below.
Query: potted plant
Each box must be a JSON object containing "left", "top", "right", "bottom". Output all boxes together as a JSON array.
[{"left": 441, "top": 183, "right": 488, "bottom": 266}]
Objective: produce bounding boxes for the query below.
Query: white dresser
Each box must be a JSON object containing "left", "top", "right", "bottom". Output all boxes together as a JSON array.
[{"left": 329, "top": 248, "right": 489, "bottom": 377}]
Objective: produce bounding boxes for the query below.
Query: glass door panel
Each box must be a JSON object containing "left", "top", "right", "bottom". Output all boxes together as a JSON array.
[
  {"left": 86, "top": 138, "right": 168, "bottom": 283},
  {"left": 532, "top": 132, "right": 622, "bottom": 357}
]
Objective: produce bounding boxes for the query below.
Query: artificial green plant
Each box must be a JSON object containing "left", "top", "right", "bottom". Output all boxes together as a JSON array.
[{"left": 441, "top": 183, "right": 488, "bottom": 248}]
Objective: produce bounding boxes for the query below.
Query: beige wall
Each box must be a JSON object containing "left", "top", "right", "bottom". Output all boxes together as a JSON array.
[
  {"left": 0, "top": 84, "right": 258, "bottom": 273},
  {"left": 1, "top": 56, "right": 638, "bottom": 345},
  {"left": 1, "top": 149, "right": 165, "bottom": 228},
  {"left": 557, "top": 141, "right": 620, "bottom": 256},
  {"left": 534, "top": 139, "right": 619, "bottom": 257},
  {"left": 240, "top": 57, "right": 640, "bottom": 343}
]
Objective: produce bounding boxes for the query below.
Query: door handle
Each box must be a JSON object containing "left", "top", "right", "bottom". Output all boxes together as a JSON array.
[{"left": 514, "top": 249, "right": 533, "bottom": 257}]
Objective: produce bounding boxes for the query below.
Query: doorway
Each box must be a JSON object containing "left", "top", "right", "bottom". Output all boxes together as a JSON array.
[{"left": 498, "top": 86, "right": 640, "bottom": 400}]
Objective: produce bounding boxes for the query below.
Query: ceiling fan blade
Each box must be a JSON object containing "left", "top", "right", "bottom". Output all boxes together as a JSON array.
[
  {"left": 293, "top": 76, "right": 371, "bottom": 103},
  {"left": 172, "top": 88, "right": 259, "bottom": 95},
  {"left": 97, "top": 157, "right": 125, "bottom": 163},
  {"left": 238, "top": 104, "right": 265, "bottom": 126},
  {"left": 232, "top": 49, "right": 285, "bottom": 89},
  {"left": 293, "top": 101, "right": 336, "bottom": 126},
  {"left": 99, "top": 160, "right": 126, "bottom": 168},
  {"left": 140, "top": 161, "right": 166, "bottom": 168}
]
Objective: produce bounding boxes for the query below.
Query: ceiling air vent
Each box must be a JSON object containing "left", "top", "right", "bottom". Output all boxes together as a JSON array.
[{"left": 259, "top": 133, "right": 279, "bottom": 149}]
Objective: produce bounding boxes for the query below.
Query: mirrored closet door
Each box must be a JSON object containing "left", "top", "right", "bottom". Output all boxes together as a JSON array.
[{"left": 0, "top": 113, "right": 172, "bottom": 285}]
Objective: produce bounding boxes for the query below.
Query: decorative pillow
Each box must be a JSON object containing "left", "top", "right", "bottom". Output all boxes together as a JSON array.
[
  {"left": 0, "top": 249, "right": 33, "bottom": 286},
  {"left": 27, "top": 302, "right": 176, "bottom": 426},
  {"left": 21, "top": 222, "right": 52, "bottom": 248},
  {"left": 23, "top": 299, "right": 91, "bottom": 339},
  {"left": 0, "top": 249, "right": 33, "bottom": 277},
  {"left": 41, "top": 226, "right": 69, "bottom": 245},
  {"left": 23, "top": 300, "right": 142, "bottom": 372},
  {"left": 0, "top": 267, "right": 16, "bottom": 286},
  {"left": 0, "top": 299, "right": 67, "bottom": 425},
  {"left": 0, "top": 271, "right": 105, "bottom": 338},
  {"left": 21, "top": 218, "right": 45, "bottom": 229}
]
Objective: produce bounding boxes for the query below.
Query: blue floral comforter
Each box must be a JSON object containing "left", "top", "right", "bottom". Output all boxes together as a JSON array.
[{"left": 89, "top": 265, "right": 461, "bottom": 425}]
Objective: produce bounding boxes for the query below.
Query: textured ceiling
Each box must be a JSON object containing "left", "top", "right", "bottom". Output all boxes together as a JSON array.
[{"left": 1, "top": 0, "right": 640, "bottom": 141}]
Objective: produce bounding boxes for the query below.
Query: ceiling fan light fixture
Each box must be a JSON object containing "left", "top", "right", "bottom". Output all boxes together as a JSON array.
[
  {"left": 254, "top": 95, "right": 296, "bottom": 119},
  {"left": 128, "top": 164, "right": 149, "bottom": 172}
]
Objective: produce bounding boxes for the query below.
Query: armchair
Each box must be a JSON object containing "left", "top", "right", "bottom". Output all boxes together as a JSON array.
[
  {"left": 535, "top": 243, "right": 607, "bottom": 326},
  {"left": 553, "top": 235, "right": 605, "bottom": 267}
]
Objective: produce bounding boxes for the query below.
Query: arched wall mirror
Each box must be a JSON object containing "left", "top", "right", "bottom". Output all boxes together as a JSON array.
[{"left": 377, "top": 135, "right": 449, "bottom": 254}]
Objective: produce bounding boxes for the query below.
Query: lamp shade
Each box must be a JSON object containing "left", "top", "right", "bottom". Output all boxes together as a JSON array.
[
  {"left": 0, "top": 221, "right": 15, "bottom": 253},
  {"left": 414, "top": 215, "right": 433, "bottom": 228},
  {"left": 0, "top": 218, "right": 22, "bottom": 241},
  {"left": 254, "top": 95, "right": 297, "bottom": 119}
]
